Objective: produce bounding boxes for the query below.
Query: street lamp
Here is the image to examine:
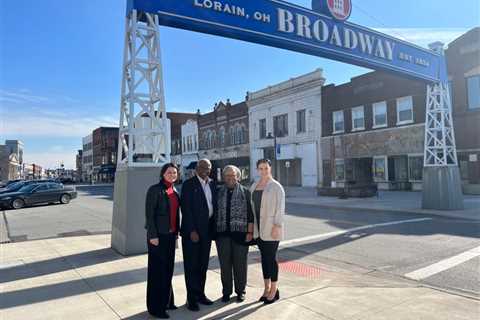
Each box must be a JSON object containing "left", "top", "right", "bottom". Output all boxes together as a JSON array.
[{"left": 266, "top": 132, "right": 277, "bottom": 179}]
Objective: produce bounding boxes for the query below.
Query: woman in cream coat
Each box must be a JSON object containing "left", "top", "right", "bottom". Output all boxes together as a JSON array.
[{"left": 250, "top": 159, "right": 285, "bottom": 304}]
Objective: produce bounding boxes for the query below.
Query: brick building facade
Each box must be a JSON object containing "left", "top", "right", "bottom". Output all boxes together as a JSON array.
[
  {"left": 92, "top": 127, "right": 119, "bottom": 183},
  {"left": 446, "top": 27, "right": 480, "bottom": 194},
  {"left": 320, "top": 28, "right": 479, "bottom": 193},
  {"left": 198, "top": 100, "right": 250, "bottom": 182},
  {"left": 321, "top": 71, "right": 427, "bottom": 191}
]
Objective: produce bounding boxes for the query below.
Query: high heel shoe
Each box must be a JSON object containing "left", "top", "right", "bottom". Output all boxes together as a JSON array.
[
  {"left": 263, "top": 289, "right": 280, "bottom": 304},
  {"left": 258, "top": 295, "right": 268, "bottom": 302}
]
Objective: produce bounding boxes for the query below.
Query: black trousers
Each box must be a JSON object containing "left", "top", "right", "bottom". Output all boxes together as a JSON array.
[
  {"left": 216, "top": 236, "right": 249, "bottom": 296},
  {"left": 146, "top": 233, "right": 176, "bottom": 315},
  {"left": 257, "top": 239, "right": 279, "bottom": 282},
  {"left": 182, "top": 236, "right": 212, "bottom": 303}
]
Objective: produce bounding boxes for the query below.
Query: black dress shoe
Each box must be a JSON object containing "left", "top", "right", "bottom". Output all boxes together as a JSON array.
[
  {"left": 221, "top": 295, "right": 230, "bottom": 303},
  {"left": 236, "top": 294, "right": 245, "bottom": 302},
  {"left": 167, "top": 304, "right": 178, "bottom": 310},
  {"left": 187, "top": 302, "right": 200, "bottom": 311},
  {"left": 198, "top": 296, "right": 214, "bottom": 305},
  {"left": 263, "top": 290, "right": 280, "bottom": 305}
]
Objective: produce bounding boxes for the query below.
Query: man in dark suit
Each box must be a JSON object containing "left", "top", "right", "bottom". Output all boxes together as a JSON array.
[{"left": 180, "top": 159, "right": 217, "bottom": 311}]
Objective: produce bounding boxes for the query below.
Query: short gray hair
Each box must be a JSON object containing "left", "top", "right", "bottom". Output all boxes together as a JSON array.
[{"left": 222, "top": 165, "right": 241, "bottom": 179}]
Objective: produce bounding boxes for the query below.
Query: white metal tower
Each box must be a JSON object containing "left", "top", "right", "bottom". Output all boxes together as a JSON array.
[
  {"left": 112, "top": 10, "right": 171, "bottom": 255},
  {"left": 422, "top": 42, "right": 463, "bottom": 210},
  {"left": 117, "top": 10, "right": 170, "bottom": 168},
  {"left": 423, "top": 82, "right": 458, "bottom": 167}
]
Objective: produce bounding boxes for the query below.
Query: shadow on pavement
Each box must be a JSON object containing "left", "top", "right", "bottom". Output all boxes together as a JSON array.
[
  {"left": 2, "top": 214, "right": 479, "bottom": 310},
  {"left": 123, "top": 301, "right": 262, "bottom": 320}
]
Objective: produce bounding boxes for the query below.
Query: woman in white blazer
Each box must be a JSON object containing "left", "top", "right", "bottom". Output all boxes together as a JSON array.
[{"left": 250, "top": 159, "right": 285, "bottom": 304}]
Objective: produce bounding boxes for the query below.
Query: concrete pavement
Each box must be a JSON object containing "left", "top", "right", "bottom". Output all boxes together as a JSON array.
[{"left": 1, "top": 234, "right": 478, "bottom": 319}]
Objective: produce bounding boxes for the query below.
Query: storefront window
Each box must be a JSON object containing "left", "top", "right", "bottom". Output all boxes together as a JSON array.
[
  {"left": 373, "top": 156, "right": 387, "bottom": 181},
  {"left": 408, "top": 156, "right": 423, "bottom": 181},
  {"left": 459, "top": 160, "right": 469, "bottom": 180},
  {"left": 335, "top": 159, "right": 345, "bottom": 181}
]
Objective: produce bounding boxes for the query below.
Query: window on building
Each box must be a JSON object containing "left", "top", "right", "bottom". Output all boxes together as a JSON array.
[
  {"left": 459, "top": 160, "right": 469, "bottom": 180},
  {"left": 373, "top": 156, "right": 387, "bottom": 181},
  {"left": 448, "top": 81, "right": 454, "bottom": 108},
  {"left": 333, "top": 110, "right": 344, "bottom": 133},
  {"left": 230, "top": 127, "right": 236, "bottom": 145},
  {"left": 352, "top": 106, "right": 365, "bottom": 131},
  {"left": 236, "top": 126, "right": 243, "bottom": 144},
  {"left": 273, "top": 114, "right": 288, "bottom": 137},
  {"left": 297, "top": 109, "right": 306, "bottom": 133},
  {"left": 335, "top": 159, "right": 345, "bottom": 181},
  {"left": 211, "top": 132, "right": 216, "bottom": 148},
  {"left": 373, "top": 101, "right": 387, "bottom": 128},
  {"left": 467, "top": 75, "right": 480, "bottom": 109},
  {"left": 259, "top": 119, "right": 267, "bottom": 139},
  {"left": 202, "top": 132, "right": 208, "bottom": 149},
  {"left": 206, "top": 132, "right": 210, "bottom": 149},
  {"left": 396, "top": 96, "right": 414, "bottom": 124},
  {"left": 408, "top": 156, "right": 423, "bottom": 181},
  {"left": 219, "top": 128, "right": 225, "bottom": 146}
]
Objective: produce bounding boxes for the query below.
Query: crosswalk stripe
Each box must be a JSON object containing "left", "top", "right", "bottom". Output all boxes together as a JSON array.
[
  {"left": 280, "top": 218, "right": 433, "bottom": 247},
  {"left": 405, "top": 246, "right": 480, "bottom": 280}
]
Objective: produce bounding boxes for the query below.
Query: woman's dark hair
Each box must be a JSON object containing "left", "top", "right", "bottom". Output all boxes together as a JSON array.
[
  {"left": 256, "top": 158, "right": 272, "bottom": 168},
  {"left": 160, "top": 163, "right": 179, "bottom": 180}
]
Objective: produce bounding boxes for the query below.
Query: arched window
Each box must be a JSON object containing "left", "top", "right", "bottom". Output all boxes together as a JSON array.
[
  {"left": 236, "top": 125, "right": 242, "bottom": 144},
  {"left": 207, "top": 131, "right": 212, "bottom": 149},
  {"left": 211, "top": 131, "right": 217, "bottom": 148},
  {"left": 219, "top": 127, "right": 225, "bottom": 146},
  {"left": 230, "top": 126, "right": 235, "bottom": 145},
  {"left": 203, "top": 132, "right": 208, "bottom": 149}
]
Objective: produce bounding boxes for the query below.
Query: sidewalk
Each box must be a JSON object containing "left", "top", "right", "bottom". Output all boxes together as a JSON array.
[
  {"left": 1, "top": 234, "right": 478, "bottom": 319},
  {"left": 285, "top": 188, "right": 480, "bottom": 221}
]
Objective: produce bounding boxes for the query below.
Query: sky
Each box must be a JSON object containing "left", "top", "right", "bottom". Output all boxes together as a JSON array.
[{"left": 0, "top": 0, "right": 478, "bottom": 169}]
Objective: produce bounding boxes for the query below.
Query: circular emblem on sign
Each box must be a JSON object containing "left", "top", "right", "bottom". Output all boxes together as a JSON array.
[{"left": 326, "top": 0, "right": 352, "bottom": 21}]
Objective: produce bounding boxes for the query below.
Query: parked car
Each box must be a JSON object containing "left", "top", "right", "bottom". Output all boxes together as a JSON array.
[
  {"left": 0, "top": 179, "right": 23, "bottom": 188},
  {"left": 0, "top": 182, "right": 77, "bottom": 209},
  {"left": 0, "top": 180, "right": 56, "bottom": 194}
]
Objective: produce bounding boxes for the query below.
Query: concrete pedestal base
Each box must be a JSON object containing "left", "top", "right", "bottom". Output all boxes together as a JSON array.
[
  {"left": 422, "top": 166, "right": 464, "bottom": 210},
  {"left": 111, "top": 166, "right": 161, "bottom": 256}
]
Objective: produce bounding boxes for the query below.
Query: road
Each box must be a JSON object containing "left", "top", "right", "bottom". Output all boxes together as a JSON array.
[{"left": 2, "top": 185, "right": 478, "bottom": 297}]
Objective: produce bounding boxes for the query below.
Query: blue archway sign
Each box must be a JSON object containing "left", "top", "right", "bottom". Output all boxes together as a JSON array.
[{"left": 127, "top": 0, "right": 446, "bottom": 83}]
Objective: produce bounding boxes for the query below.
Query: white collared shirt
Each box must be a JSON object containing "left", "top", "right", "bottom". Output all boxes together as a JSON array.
[{"left": 197, "top": 175, "right": 213, "bottom": 218}]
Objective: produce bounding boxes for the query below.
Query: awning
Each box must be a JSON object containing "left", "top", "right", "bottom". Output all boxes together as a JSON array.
[{"left": 98, "top": 165, "right": 116, "bottom": 174}]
